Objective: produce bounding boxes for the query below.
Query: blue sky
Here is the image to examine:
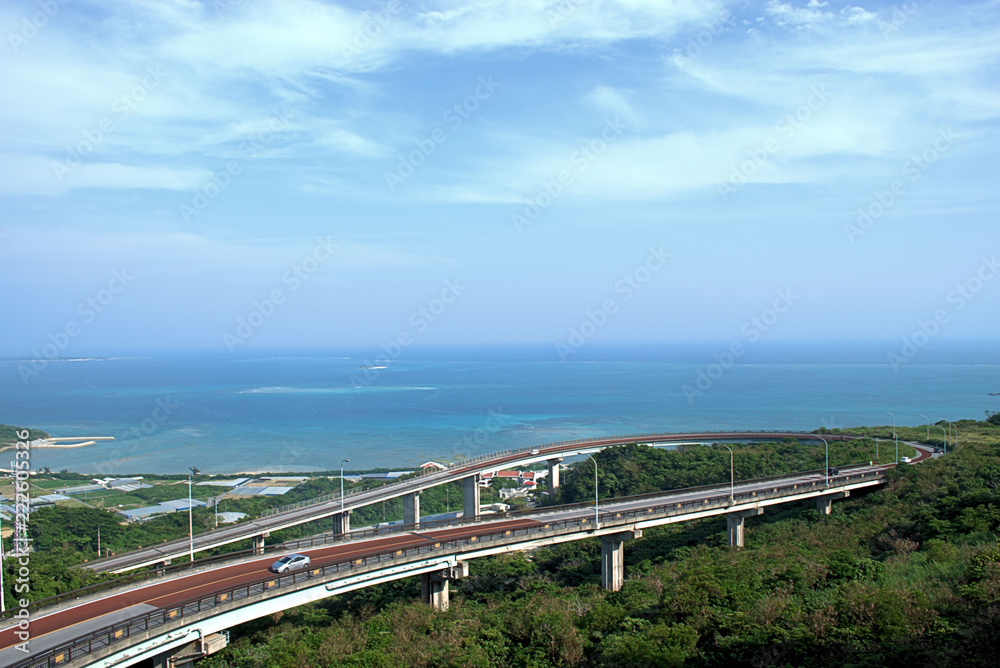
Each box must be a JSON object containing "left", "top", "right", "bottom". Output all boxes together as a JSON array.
[{"left": 1, "top": 0, "right": 998, "bottom": 358}]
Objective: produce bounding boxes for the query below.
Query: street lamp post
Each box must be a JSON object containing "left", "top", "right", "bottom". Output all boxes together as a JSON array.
[
  {"left": 918, "top": 415, "right": 930, "bottom": 441},
  {"left": 886, "top": 412, "right": 898, "bottom": 462},
  {"left": 721, "top": 444, "right": 734, "bottom": 501},
  {"left": 187, "top": 475, "right": 194, "bottom": 562},
  {"left": 937, "top": 425, "right": 947, "bottom": 451},
  {"left": 875, "top": 436, "right": 879, "bottom": 464},
  {"left": 818, "top": 436, "right": 829, "bottom": 482},
  {"left": 588, "top": 455, "right": 599, "bottom": 524},
  {"left": 939, "top": 419, "right": 956, "bottom": 452},
  {"left": 938, "top": 419, "right": 955, "bottom": 453},
  {"left": 340, "top": 459, "right": 350, "bottom": 530},
  {"left": 0, "top": 513, "right": 5, "bottom": 614}
]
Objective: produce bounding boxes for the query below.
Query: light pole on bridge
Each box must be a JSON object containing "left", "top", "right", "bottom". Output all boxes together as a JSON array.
[
  {"left": 587, "top": 455, "right": 599, "bottom": 525},
  {"left": 340, "top": 459, "right": 350, "bottom": 531},
  {"left": 938, "top": 418, "right": 958, "bottom": 454},
  {"left": 187, "top": 475, "right": 194, "bottom": 562},
  {"left": 721, "top": 444, "right": 734, "bottom": 501},
  {"left": 818, "top": 436, "right": 829, "bottom": 482},
  {"left": 918, "top": 415, "right": 931, "bottom": 441},
  {"left": 885, "top": 412, "right": 898, "bottom": 463}
]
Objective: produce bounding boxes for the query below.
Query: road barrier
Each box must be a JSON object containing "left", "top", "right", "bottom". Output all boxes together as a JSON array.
[{"left": 8, "top": 466, "right": 884, "bottom": 668}]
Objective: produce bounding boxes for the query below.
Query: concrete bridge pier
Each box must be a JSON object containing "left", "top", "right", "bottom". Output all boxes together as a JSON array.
[
  {"left": 251, "top": 533, "right": 269, "bottom": 556},
  {"left": 421, "top": 562, "right": 469, "bottom": 611},
  {"left": 816, "top": 490, "right": 850, "bottom": 515},
  {"left": 547, "top": 458, "right": 563, "bottom": 495},
  {"left": 463, "top": 475, "right": 481, "bottom": 519},
  {"left": 149, "top": 632, "right": 229, "bottom": 667},
  {"left": 601, "top": 529, "right": 642, "bottom": 591},
  {"left": 333, "top": 510, "right": 351, "bottom": 536},
  {"left": 726, "top": 508, "right": 764, "bottom": 548},
  {"left": 404, "top": 491, "right": 421, "bottom": 527}
]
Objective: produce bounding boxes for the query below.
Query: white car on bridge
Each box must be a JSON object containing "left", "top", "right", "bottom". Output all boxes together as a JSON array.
[{"left": 270, "top": 553, "right": 311, "bottom": 573}]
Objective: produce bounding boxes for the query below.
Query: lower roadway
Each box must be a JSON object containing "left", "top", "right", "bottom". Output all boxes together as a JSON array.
[{"left": 0, "top": 442, "right": 932, "bottom": 660}]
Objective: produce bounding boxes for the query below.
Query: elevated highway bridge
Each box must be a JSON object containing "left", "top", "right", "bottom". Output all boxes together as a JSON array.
[
  {"left": 82, "top": 431, "right": 861, "bottom": 574},
  {"left": 0, "top": 438, "right": 933, "bottom": 668}
]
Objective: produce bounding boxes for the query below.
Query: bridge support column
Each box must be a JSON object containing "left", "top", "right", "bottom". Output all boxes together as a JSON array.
[
  {"left": 404, "top": 491, "right": 421, "bottom": 527},
  {"left": 421, "top": 562, "right": 469, "bottom": 612},
  {"left": 601, "top": 529, "right": 642, "bottom": 592},
  {"left": 155, "top": 559, "right": 171, "bottom": 576},
  {"left": 251, "top": 533, "right": 268, "bottom": 555},
  {"left": 463, "top": 475, "right": 481, "bottom": 520},
  {"left": 547, "top": 458, "right": 563, "bottom": 495},
  {"left": 333, "top": 510, "right": 351, "bottom": 536},
  {"left": 816, "top": 491, "right": 849, "bottom": 515},
  {"left": 149, "top": 632, "right": 229, "bottom": 667},
  {"left": 726, "top": 508, "right": 763, "bottom": 548}
]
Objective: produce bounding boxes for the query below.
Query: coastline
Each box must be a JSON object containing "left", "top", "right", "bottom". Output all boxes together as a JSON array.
[{"left": 0, "top": 436, "right": 114, "bottom": 453}]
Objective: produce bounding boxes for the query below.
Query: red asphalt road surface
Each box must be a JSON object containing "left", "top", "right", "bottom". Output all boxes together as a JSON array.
[
  {"left": 4, "top": 438, "right": 924, "bottom": 656},
  {"left": 0, "top": 519, "right": 542, "bottom": 653}
]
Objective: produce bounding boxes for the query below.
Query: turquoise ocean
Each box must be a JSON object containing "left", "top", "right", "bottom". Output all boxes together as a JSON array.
[{"left": 2, "top": 344, "right": 998, "bottom": 475}]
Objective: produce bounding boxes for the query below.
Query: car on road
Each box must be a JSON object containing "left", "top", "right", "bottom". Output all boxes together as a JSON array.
[
  {"left": 827, "top": 468, "right": 840, "bottom": 475},
  {"left": 270, "top": 553, "right": 311, "bottom": 573},
  {"left": 900, "top": 456, "right": 911, "bottom": 463},
  {"left": 933, "top": 447, "right": 943, "bottom": 453}
]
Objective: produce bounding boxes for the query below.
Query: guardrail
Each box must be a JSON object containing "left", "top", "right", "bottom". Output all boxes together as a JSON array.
[
  {"left": 8, "top": 466, "right": 885, "bottom": 668},
  {"left": 79, "top": 431, "right": 859, "bottom": 574},
  {"left": 262, "top": 431, "right": 847, "bottom": 518},
  {"left": 0, "top": 459, "right": 884, "bottom": 624}
]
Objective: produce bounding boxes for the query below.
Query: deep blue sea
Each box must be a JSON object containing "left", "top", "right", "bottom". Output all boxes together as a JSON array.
[{"left": 3, "top": 344, "right": 998, "bottom": 475}]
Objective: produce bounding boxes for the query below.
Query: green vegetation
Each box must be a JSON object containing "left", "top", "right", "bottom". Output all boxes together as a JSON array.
[
  {"left": 551, "top": 437, "right": 902, "bottom": 504},
  {"left": 192, "top": 422, "right": 998, "bottom": 667},
  {"left": 0, "top": 422, "right": 49, "bottom": 444},
  {"left": 4, "top": 422, "right": 999, "bottom": 665}
]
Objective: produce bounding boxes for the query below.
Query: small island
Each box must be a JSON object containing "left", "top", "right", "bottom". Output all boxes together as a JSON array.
[{"left": 0, "top": 423, "right": 113, "bottom": 453}]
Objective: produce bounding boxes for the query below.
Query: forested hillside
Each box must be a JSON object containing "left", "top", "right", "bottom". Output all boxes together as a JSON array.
[
  {"left": 198, "top": 422, "right": 1000, "bottom": 667},
  {"left": 0, "top": 422, "right": 49, "bottom": 444}
]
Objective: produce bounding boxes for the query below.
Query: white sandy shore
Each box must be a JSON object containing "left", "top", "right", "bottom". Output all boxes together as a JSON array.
[{"left": 0, "top": 436, "right": 115, "bottom": 452}]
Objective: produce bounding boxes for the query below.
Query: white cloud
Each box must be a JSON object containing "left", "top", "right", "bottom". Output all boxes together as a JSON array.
[
  {"left": 0, "top": 155, "right": 208, "bottom": 195},
  {"left": 765, "top": 0, "right": 834, "bottom": 28}
]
